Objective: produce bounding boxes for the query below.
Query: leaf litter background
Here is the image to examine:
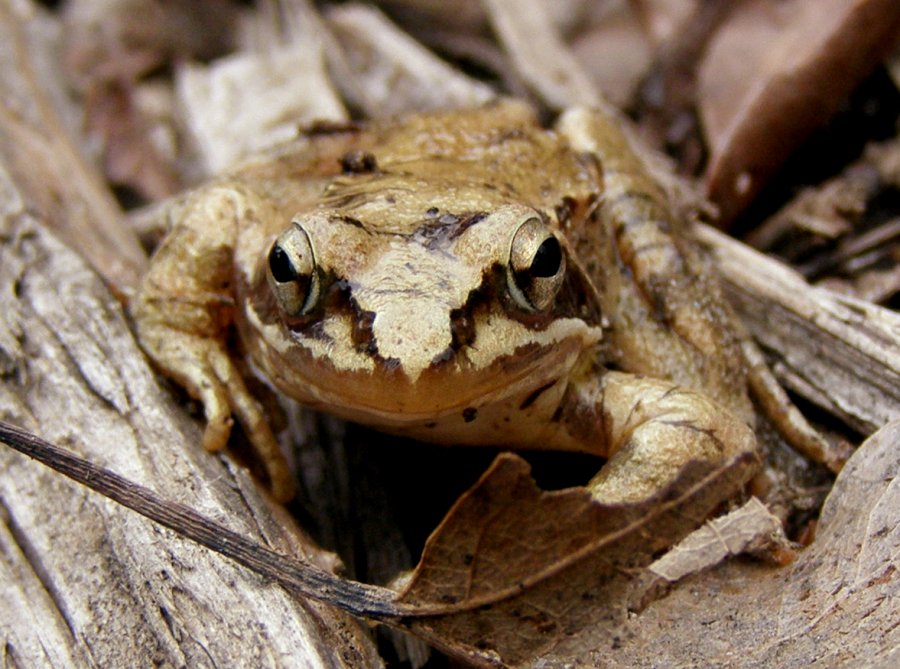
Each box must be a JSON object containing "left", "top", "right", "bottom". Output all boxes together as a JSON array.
[{"left": 1, "top": 1, "right": 899, "bottom": 667}]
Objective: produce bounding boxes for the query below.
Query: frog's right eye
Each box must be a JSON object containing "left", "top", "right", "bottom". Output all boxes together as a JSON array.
[{"left": 267, "top": 225, "right": 320, "bottom": 317}]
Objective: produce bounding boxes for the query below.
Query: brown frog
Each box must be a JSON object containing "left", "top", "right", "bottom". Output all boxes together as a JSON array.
[{"left": 132, "top": 100, "right": 820, "bottom": 504}]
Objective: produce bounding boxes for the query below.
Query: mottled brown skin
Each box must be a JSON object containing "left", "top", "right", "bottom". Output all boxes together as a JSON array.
[{"left": 133, "top": 100, "right": 761, "bottom": 503}]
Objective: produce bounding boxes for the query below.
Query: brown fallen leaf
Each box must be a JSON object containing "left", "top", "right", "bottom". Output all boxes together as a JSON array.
[
  {"left": 397, "top": 450, "right": 758, "bottom": 666},
  {"left": 631, "top": 0, "right": 737, "bottom": 173},
  {"left": 699, "top": 0, "right": 900, "bottom": 225}
]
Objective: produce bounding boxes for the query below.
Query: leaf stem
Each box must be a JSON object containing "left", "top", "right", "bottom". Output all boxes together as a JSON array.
[{"left": 0, "top": 420, "right": 404, "bottom": 621}]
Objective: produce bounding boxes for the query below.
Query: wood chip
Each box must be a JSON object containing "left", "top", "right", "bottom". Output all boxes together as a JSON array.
[
  {"left": 699, "top": 223, "right": 900, "bottom": 434},
  {"left": 483, "top": 0, "right": 601, "bottom": 109},
  {"left": 649, "top": 497, "right": 793, "bottom": 584},
  {"left": 325, "top": 3, "right": 494, "bottom": 117},
  {"left": 0, "top": 204, "right": 382, "bottom": 669},
  {"left": 177, "top": 45, "right": 347, "bottom": 175}
]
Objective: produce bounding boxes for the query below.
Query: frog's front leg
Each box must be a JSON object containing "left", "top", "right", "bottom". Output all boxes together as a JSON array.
[
  {"left": 557, "top": 106, "right": 834, "bottom": 468},
  {"left": 131, "top": 186, "right": 295, "bottom": 501},
  {"left": 567, "top": 371, "right": 760, "bottom": 508}
]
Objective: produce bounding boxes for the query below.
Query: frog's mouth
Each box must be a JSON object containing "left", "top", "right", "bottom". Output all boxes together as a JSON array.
[{"left": 257, "top": 309, "right": 600, "bottom": 426}]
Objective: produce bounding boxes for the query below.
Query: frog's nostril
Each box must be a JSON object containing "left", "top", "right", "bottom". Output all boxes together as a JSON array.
[{"left": 449, "top": 307, "right": 476, "bottom": 350}]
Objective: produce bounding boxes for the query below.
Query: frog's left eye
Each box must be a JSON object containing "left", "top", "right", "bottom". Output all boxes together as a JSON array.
[
  {"left": 267, "top": 225, "right": 320, "bottom": 317},
  {"left": 507, "top": 217, "right": 566, "bottom": 312}
]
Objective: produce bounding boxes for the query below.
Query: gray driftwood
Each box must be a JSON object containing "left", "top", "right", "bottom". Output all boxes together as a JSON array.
[
  {"left": 699, "top": 224, "right": 900, "bottom": 435},
  {"left": 0, "top": 190, "right": 383, "bottom": 668},
  {"left": 0, "top": 3, "right": 381, "bottom": 665}
]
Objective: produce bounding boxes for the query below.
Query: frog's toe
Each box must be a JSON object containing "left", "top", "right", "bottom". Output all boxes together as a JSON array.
[
  {"left": 200, "top": 405, "right": 233, "bottom": 453},
  {"left": 235, "top": 399, "right": 295, "bottom": 502},
  {"left": 205, "top": 349, "right": 296, "bottom": 501},
  {"left": 188, "top": 369, "right": 233, "bottom": 452},
  {"left": 263, "top": 447, "right": 296, "bottom": 503}
]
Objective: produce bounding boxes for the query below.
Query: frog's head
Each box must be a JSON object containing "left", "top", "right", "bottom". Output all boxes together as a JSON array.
[{"left": 243, "top": 202, "right": 602, "bottom": 426}]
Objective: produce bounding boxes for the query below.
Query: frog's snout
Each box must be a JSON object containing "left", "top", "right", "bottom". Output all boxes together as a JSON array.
[{"left": 369, "top": 300, "right": 453, "bottom": 382}]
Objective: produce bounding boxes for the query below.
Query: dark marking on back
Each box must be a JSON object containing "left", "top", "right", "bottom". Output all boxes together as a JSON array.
[
  {"left": 340, "top": 150, "right": 378, "bottom": 174},
  {"left": 449, "top": 211, "right": 489, "bottom": 240},
  {"left": 462, "top": 407, "right": 478, "bottom": 422},
  {"left": 337, "top": 215, "right": 368, "bottom": 230},
  {"left": 303, "top": 119, "right": 362, "bottom": 136},
  {"left": 413, "top": 210, "right": 489, "bottom": 249}
]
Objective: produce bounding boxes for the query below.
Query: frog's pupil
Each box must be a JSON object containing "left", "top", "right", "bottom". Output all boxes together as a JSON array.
[
  {"left": 269, "top": 245, "right": 297, "bottom": 283},
  {"left": 531, "top": 237, "right": 562, "bottom": 277}
]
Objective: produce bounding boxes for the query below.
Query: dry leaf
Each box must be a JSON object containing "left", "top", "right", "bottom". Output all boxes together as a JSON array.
[
  {"left": 700, "top": 0, "right": 900, "bottom": 225},
  {"left": 395, "top": 450, "right": 758, "bottom": 666}
]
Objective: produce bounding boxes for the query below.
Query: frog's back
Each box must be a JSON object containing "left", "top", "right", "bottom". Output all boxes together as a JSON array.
[
  {"left": 386, "top": 103, "right": 595, "bottom": 199},
  {"left": 226, "top": 100, "right": 600, "bottom": 242}
]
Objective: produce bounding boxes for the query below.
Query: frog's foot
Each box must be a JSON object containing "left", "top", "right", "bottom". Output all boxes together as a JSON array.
[
  {"left": 138, "top": 325, "right": 296, "bottom": 502},
  {"left": 741, "top": 337, "right": 851, "bottom": 473},
  {"left": 585, "top": 371, "right": 760, "bottom": 506}
]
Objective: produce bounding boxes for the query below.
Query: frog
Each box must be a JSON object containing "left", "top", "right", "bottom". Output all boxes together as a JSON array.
[{"left": 132, "top": 99, "right": 824, "bottom": 505}]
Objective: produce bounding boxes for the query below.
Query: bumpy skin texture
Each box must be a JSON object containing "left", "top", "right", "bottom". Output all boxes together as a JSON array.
[{"left": 133, "top": 100, "right": 761, "bottom": 503}]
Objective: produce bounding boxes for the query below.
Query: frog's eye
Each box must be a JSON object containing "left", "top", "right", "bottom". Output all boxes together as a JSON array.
[
  {"left": 267, "top": 225, "right": 320, "bottom": 317},
  {"left": 507, "top": 217, "right": 566, "bottom": 312}
]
